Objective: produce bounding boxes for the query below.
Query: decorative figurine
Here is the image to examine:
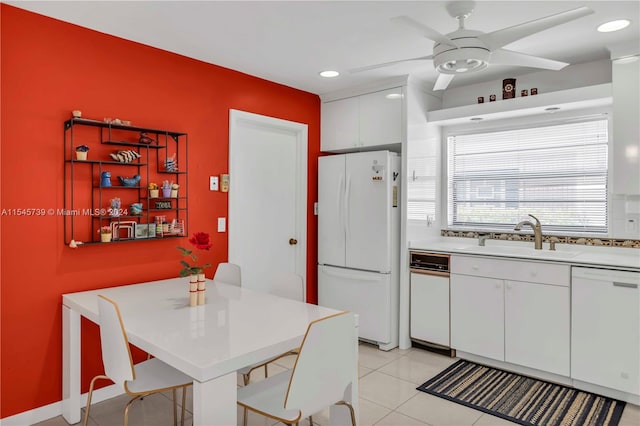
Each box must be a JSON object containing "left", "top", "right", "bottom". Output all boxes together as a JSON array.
[
  {"left": 477, "top": 96, "right": 484, "bottom": 104},
  {"left": 489, "top": 94, "right": 496, "bottom": 102},
  {"left": 531, "top": 88, "right": 538, "bottom": 95},
  {"left": 139, "top": 132, "right": 155, "bottom": 145},
  {"left": 110, "top": 197, "right": 121, "bottom": 217},
  {"left": 521, "top": 89, "right": 528, "bottom": 97},
  {"left": 100, "top": 171, "right": 112, "bottom": 187},
  {"left": 118, "top": 174, "right": 141, "bottom": 187},
  {"left": 110, "top": 150, "right": 141, "bottom": 163},
  {"left": 502, "top": 78, "right": 516, "bottom": 99}
]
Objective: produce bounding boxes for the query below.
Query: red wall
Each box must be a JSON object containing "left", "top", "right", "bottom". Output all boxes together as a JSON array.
[{"left": 0, "top": 5, "right": 320, "bottom": 418}]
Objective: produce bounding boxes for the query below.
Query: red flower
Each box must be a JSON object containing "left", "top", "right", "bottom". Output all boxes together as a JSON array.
[{"left": 189, "top": 232, "right": 212, "bottom": 250}]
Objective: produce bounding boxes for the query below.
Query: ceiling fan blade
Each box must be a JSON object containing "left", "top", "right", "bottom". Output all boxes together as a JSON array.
[
  {"left": 479, "top": 6, "right": 593, "bottom": 50},
  {"left": 349, "top": 55, "right": 433, "bottom": 73},
  {"left": 491, "top": 49, "right": 569, "bottom": 70},
  {"left": 391, "top": 16, "right": 458, "bottom": 48},
  {"left": 433, "top": 73, "right": 455, "bottom": 91}
]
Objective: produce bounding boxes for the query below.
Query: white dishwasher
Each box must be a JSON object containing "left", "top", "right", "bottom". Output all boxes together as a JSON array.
[
  {"left": 409, "top": 252, "right": 453, "bottom": 355},
  {"left": 572, "top": 266, "right": 640, "bottom": 396}
]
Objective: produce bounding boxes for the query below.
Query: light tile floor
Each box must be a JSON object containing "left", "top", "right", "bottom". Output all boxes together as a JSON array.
[{"left": 36, "top": 343, "right": 640, "bottom": 426}]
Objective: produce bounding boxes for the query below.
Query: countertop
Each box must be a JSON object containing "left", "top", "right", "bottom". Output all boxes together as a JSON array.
[{"left": 410, "top": 238, "right": 640, "bottom": 271}]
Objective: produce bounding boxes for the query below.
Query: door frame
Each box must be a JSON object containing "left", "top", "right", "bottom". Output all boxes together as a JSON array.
[{"left": 228, "top": 109, "right": 308, "bottom": 293}]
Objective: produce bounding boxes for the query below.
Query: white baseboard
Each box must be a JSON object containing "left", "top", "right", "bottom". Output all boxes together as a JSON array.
[{"left": 0, "top": 384, "right": 123, "bottom": 426}]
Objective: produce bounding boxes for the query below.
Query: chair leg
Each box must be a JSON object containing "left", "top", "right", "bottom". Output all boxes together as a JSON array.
[
  {"left": 172, "top": 388, "right": 178, "bottom": 426},
  {"left": 243, "top": 373, "right": 250, "bottom": 386},
  {"left": 124, "top": 395, "right": 145, "bottom": 426},
  {"left": 181, "top": 386, "right": 187, "bottom": 426},
  {"left": 264, "top": 364, "right": 268, "bottom": 379},
  {"left": 308, "top": 415, "right": 314, "bottom": 425},
  {"left": 83, "top": 375, "right": 109, "bottom": 426},
  {"left": 335, "top": 400, "right": 356, "bottom": 426}
]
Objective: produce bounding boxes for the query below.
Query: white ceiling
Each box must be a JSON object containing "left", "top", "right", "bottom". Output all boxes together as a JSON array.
[{"left": 6, "top": 1, "right": 640, "bottom": 95}]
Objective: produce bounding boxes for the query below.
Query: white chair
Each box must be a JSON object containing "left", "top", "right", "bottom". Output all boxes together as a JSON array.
[
  {"left": 239, "top": 273, "right": 305, "bottom": 385},
  {"left": 83, "top": 295, "right": 193, "bottom": 426},
  {"left": 213, "top": 262, "right": 241, "bottom": 286},
  {"left": 237, "top": 311, "right": 357, "bottom": 426}
]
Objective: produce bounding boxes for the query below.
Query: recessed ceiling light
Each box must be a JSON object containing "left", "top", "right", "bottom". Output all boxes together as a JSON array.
[
  {"left": 597, "top": 19, "right": 630, "bottom": 32},
  {"left": 319, "top": 70, "right": 340, "bottom": 78}
]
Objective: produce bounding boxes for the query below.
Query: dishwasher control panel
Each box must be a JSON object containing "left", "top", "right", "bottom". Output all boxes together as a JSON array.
[{"left": 410, "top": 251, "right": 450, "bottom": 273}]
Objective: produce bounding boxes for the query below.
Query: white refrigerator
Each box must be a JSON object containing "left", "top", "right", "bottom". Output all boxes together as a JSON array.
[{"left": 318, "top": 150, "right": 400, "bottom": 351}]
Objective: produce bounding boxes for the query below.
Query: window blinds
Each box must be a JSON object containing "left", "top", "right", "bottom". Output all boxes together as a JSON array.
[{"left": 447, "top": 119, "right": 609, "bottom": 234}]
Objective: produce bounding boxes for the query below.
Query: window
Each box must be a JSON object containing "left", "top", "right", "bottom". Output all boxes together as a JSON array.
[{"left": 447, "top": 119, "right": 609, "bottom": 234}]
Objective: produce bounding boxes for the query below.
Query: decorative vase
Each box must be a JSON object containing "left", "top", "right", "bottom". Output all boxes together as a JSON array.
[
  {"left": 75, "top": 151, "right": 87, "bottom": 161},
  {"left": 189, "top": 275, "right": 198, "bottom": 307},
  {"left": 197, "top": 273, "right": 206, "bottom": 305},
  {"left": 162, "top": 187, "right": 172, "bottom": 198},
  {"left": 171, "top": 189, "right": 178, "bottom": 198},
  {"left": 149, "top": 189, "right": 159, "bottom": 198},
  {"left": 100, "top": 233, "right": 112, "bottom": 243}
]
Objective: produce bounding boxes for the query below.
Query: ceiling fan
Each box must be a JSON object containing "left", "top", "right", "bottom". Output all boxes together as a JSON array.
[{"left": 350, "top": 1, "right": 594, "bottom": 91}]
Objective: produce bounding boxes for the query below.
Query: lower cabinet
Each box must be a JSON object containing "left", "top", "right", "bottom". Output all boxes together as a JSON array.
[
  {"left": 505, "top": 280, "right": 570, "bottom": 376},
  {"left": 451, "top": 274, "right": 504, "bottom": 360},
  {"left": 451, "top": 255, "right": 570, "bottom": 376}
]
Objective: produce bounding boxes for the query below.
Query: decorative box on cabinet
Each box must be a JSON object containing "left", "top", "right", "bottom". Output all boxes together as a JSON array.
[
  {"left": 321, "top": 87, "right": 404, "bottom": 152},
  {"left": 63, "top": 118, "right": 188, "bottom": 245}
]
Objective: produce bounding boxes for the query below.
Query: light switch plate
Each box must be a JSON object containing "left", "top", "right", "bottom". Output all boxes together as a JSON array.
[
  {"left": 217, "top": 217, "right": 226, "bottom": 232},
  {"left": 210, "top": 176, "right": 219, "bottom": 191}
]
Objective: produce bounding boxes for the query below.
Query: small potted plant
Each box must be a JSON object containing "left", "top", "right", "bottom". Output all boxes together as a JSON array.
[
  {"left": 98, "top": 226, "right": 112, "bottom": 243},
  {"left": 75, "top": 145, "right": 89, "bottom": 161},
  {"left": 161, "top": 180, "right": 172, "bottom": 198},
  {"left": 148, "top": 182, "right": 159, "bottom": 198},
  {"left": 171, "top": 183, "right": 179, "bottom": 198}
]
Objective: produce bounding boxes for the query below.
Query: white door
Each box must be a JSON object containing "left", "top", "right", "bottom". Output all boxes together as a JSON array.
[
  {"left": 346, "top": 151, "right": 392, "bottom": 272},
  {"left": 318, "top": 155, "right": 346, "bottom": 267},
  {"left": 228, "top": 110, "right": 307, "bottom": 296}
]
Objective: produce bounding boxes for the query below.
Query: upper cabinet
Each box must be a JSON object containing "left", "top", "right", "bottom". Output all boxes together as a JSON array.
[
  {"left": 321, "top": 87, "right": 404, "bottom": 152},
  {"left": 611, "top": 58, "right": 640, "bottom": 195}
]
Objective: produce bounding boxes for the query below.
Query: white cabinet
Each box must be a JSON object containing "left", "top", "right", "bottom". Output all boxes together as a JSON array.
[
  {"left": 451, "top": 255, "right": 570, "bottom": 374},
  {"left": 321, "top": 96, "right": 359, "bottom": 152},
  {"left": 451, "top": 274, "right": 504, "bottom": 360},
  {"left": 612, "top": 57, "right": 640, "bottom": 195},
  {"left": 505, "top": 280, "right": 570, "bottom": 376},
  {"left": 572, "top": 267, "right": 640, "bottom": 395},
  {"left": 410, "top": 272, "right": 450, "bottom": 347},
  {"left": 321, "top": 88, "right": 403, "bottom": 152}
]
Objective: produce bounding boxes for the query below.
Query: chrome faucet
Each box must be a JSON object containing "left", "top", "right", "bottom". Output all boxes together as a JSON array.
[{"left": 514, "top": 214, "right": 543, "bottom": 250}]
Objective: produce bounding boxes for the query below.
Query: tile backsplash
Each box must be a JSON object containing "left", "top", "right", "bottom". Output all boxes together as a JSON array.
[{"left": 441, "top": 230, "right": 640, "bottom": 249}]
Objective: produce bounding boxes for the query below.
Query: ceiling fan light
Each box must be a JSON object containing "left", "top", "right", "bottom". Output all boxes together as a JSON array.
[
  {"left": 597, "top": 19, "right": 630, "bottom": 32},
  {"left": 434, "top": 47, "right": 490, "bottom": 74}
]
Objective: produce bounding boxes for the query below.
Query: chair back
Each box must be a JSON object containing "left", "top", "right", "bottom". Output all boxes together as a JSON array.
[
  {"left": 97, "top": 295, "right": 135, "bottom": 385},
  {"left": 284, "top": 312, "right": 356, "bottom": 417},
  {"left": 270, "top": 273, "right": 304, "bottom": 301},
  {"left": 213, "top": 262, "right": 241, "bottom": 286}
]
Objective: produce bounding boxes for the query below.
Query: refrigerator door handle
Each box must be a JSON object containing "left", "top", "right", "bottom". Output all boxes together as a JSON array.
[
  {"left": 345, "top": 173, "right": 352, "bottom": 240},
  {"left": 321, "top": 267, "right": 383, "bottom": 282}
]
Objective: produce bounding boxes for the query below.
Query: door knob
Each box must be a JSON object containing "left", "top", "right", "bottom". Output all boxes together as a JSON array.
[{"left": 289, "top": 238, "right": 298, "bottom": 245}]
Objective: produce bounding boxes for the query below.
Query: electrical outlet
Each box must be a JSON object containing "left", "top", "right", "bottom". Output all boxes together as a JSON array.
[{"left": 210, "top": 176, "right": 219, "bottom": 191}]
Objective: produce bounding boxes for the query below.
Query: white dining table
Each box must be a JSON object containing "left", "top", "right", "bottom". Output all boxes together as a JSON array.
[{"left": 62, "top": 277, "right": 358, "bottom": 425}]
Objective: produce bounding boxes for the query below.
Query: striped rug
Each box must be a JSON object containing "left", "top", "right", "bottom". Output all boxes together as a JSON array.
[{"left": 417, "top": 360, "right": 626, "bottom": 426}]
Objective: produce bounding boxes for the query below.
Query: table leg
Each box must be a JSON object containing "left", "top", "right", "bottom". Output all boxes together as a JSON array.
[
  {"left": 192, "top": 372, "right": 236, "bottom": 426},
  {"left": 62, "top": 306, "right": 82, "bottom": 424}
]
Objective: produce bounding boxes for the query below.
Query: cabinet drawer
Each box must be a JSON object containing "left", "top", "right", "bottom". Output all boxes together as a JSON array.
[{"left": 451, "top": 255, "right": 569, "bottom": 286}]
